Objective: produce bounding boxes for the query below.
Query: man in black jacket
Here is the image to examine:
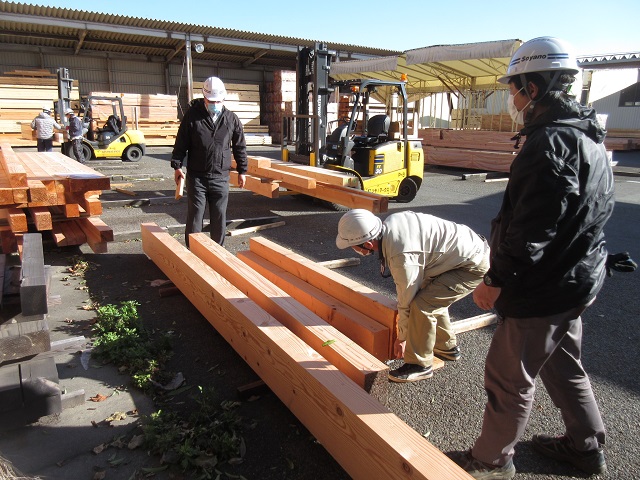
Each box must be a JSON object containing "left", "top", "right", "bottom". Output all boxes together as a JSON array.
[
  {"left": 171, "top": 76, "right": 247, "bottom": 247},
  {"left": 451, "top": 37, "right": 614, "bottom": 479}
]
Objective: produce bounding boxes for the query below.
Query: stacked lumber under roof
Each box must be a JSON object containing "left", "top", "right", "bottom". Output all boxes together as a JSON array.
[
  {"left": 0, "top": 69, "right": 80, "bottom": 143},
  {"left": 141, "top": 223, "right": 475, "bottom": 479},
  {"left": 0, "top": 144, "right": 112, "bottom": 254},
  {"left": 230, "top": 155, "right": 388, "bottom": 213}
]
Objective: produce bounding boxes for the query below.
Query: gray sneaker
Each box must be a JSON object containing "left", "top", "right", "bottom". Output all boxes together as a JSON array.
[
  {"left": 532, "top": 434, "right": 607, "bottom": 475},
  {"left": 449, "top": 450, "right": 516, "bottom": 480},
  {"left": 388, "top": 363, "right": 433, "bottom": 383}
]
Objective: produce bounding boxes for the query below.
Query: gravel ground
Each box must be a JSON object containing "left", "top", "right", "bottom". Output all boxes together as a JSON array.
[{"left": 1, "top": 146, "right": 638, "bottom": 480}]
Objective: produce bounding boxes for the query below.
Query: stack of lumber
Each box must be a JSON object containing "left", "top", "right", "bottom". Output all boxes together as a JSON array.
[
  {"left": 0, "top": 69, "right": 80, "bottom": 143},
  {"left": 193, "top": 81, "right": 272, "bottom": 146},
  {"left": 142, "top": 223, "right": 483, "bottom": 479},
  {"left": 88, "top": 92, "right": 178, "bottom": 123},
  {"left": 231, "top": 155, "right": 388, "bottom": 213},
  {"left": 141, "top": 224, "right": 476, "bottom": 480},
  {"left": 420, "top": 128, "right": 519, "bottom": 173},
  {"left": 0, "top": 143, "right": 113, "bottom": 253},
  {"left": 604, "top": 129, "right": 640, "bottom": 151},
  {"left": 263, "top": 70, "right": 296, "bottom": 144}
]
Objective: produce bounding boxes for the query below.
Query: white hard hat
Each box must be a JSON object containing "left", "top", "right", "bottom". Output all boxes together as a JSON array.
[
  {"left": 202, "top": 76, "right": 227, "bottom": 101},
  {"left": 42, "top": 106, "right": 51, "bottom": 113},
  {"left": 336, "top": 209, "right": 382, "bottom": 249},
  {"left": 498, "top": 36, "right": 580, "bottom": 84},
  {"left": 64, "top": 107, "right": 74, "bottom": 115}
]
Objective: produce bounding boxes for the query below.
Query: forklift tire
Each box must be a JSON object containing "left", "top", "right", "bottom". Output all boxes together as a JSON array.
[
  {"left": 123, "top": 145, "right": 143, "bottom": 162},
  {"left": 395, "top": 177, "right": 418, "bottom": 203},
  {"left": 63, "top": 142, "right": 93, "bottom": 161},
  {"left": 81, "top": 143, "right": 94, "bottom": 161}
]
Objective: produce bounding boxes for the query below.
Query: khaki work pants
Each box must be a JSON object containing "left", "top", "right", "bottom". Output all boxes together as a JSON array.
[{"left": 404, "top": 247, "right": 489, "bottom": 367}]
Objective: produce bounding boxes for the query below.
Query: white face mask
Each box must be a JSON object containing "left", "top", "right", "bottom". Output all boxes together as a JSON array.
[{"left": 507, "top": 87, "right": 531, "bottom": 125}]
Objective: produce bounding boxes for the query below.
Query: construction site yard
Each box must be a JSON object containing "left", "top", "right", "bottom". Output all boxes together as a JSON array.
[{"left": 1, "top": 145, "right": 639, "bottom": 480}]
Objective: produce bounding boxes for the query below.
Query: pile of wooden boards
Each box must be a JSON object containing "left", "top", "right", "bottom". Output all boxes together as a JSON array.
[
  {"left": 141, "top": 223, "right": 481, "bottom": 479},
  {"left": 420, "top": 128, "right": 518, "bottom": 173},
  {"left": 231, "top": 155, "right": 388, "bottom": 213},
  {"left": 0, "top": 69, "right": 80, "bottom": 143},
  {"left": 0, "top": 144, "right": 113, "bottom": 253},
  {"left": 421, "top": 127, "right": 640, "bottom": 173},
  {"left": 605, "top": 129, "right": 640, "bottom": 151}
]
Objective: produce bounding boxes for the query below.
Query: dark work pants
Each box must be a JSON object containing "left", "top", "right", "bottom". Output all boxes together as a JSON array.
[
  {"left": 185, "top": 174, "right": 229, "bottom": 248},
  {"left": 71, "top": 139, "right": 85, "bottom": 163},
  {"left": 37, "top": 137, "right": 54, "bottom": 152},
  {"left": 472, "top": 305, "right": 605, "bottom": 467}
]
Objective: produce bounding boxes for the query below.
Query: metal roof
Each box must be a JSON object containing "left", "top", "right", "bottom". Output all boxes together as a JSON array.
[
  {"left": 578, "top": 52, "right": 640, "bottom": 69},
  {"left": 0, "top": 1, "right": 400, "bottom": 70}
]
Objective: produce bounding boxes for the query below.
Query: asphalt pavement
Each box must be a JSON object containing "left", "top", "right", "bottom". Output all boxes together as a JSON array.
[{"left": 1, "top": 145, "right": 639, "bottom": 480}]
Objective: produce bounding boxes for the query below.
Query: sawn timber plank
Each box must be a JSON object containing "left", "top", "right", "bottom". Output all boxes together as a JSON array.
[
  {"left": 237, "top": 249, "right": 390, "bottom": 362},
  {"left": 189, "top": 233, "right": 388, "bottom": 396},
  {"left": 140, "top": 222, "right": 473, "bottom": 480},
  {"left": 249, "top": 236, "right": 399, "bottom": 355}
]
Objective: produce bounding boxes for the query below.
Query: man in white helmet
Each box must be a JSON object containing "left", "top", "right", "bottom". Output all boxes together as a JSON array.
[
  {"left": 449, "top": 37, "right": 614, "bottom": 479},
  {"left": 336, "top": 209, "right": 489, "bottom": 382},
  {"left": 171, "top": 76, "right": 247, "bottom": 247},
  {"left": 31, "top": 105, "right": 62, "bottom": 152},
  {"left": 64, "top": 107, "right": 86, "bottom": 164}
]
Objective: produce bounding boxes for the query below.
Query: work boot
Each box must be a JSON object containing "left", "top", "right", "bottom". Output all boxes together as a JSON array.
[
  {"left": 388, "top": 363, "right": 433, "bottom": 383},
  {"left": 434, "top": 345, "right": 461, "bottom": 361},
  {"left": 532, "top": 434, "right": 607, "bottom": 475},
  {"left": 448, "top": 450, "right": 516, "bottom": 479}
]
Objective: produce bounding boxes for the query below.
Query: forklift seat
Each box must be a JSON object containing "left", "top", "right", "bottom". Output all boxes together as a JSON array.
[{"left": 355, "top": 114, "right": 390, "bottom": 147}]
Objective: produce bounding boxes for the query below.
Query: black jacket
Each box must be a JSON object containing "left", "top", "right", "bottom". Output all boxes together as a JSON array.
[
  {"left": 488, "top": 97, "right": 614, "bottom": 318},
  {"left": 171, "top": 98, "right": 247, "bottom": 177}
]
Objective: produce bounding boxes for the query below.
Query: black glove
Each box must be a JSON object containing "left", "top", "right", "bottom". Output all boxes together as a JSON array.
[{"left": 606, "top": 252, "right": 638, "bottom": 277}]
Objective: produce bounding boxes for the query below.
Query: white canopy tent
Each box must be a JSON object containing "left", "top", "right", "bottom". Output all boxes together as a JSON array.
[
  {"left": 329, "top": 39, "right": 522, "bottom": 130},
  {"left": 330, "top": 39, "right": 522, "bottom": 102}
]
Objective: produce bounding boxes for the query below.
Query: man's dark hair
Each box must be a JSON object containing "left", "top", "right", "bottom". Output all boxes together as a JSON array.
[{"left": 511, "top": 71, "right": 576, "bottom": 106}]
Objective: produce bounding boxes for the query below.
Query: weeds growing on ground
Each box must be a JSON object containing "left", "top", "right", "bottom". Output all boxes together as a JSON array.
[
  {"left": 143, "top": 386, "right": 245, "bottom": 478},
  {"left": 91, "top": 300, "right": 172, "bottom": 390},
  {"left": 89, "top": 299, "right": 245, "bottom": 478}
]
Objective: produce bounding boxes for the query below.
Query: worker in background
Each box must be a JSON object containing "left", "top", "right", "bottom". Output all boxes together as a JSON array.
[
  {"left": 449, "top": 37, "right": 619, "bottom": 480},
  {"left": 335, "top": 209, "right": 489, "bottom": 382},
  {"left": 31, "top": 106, "right": 61, "bottom": 152},
  {"left": 171, "top": 76, "right": 247, "bottom": 248},
  {"left": 64, "top": 107, "right": 86, "bottom": 164}
]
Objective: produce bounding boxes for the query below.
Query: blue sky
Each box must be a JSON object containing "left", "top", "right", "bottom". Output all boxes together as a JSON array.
[{"left": 32, "top": 0, "right": 638, "bottom": 56}]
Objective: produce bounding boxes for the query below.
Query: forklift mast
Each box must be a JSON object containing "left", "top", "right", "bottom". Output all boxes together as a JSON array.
[
  {"left": 56, "top": 67, "right": 73, "bottom": 127},
  {"left": 295, "top": 43, "right": 335, "bottom": 163}
]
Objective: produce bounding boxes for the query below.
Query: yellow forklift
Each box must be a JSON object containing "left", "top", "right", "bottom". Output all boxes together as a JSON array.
[
  {"left": 57, "top": 68, "right": 146, "bottom": 162},
  {"left": 282, "top": 44, "right": 424, "bottom": 209}
]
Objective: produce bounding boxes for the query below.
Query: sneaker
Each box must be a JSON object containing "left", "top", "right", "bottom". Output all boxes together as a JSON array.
[
  {"left": 388, "top": 363, "right": 433, "bottom": 383},
  {"left": 449, "top": 450, "right": 516, "bottom": 480},
  {"left": 532, "top": 434, "right": 607, "bottom": 475},
  {"left": 434, "top": 345, "right": 461, "bottom": 361}
]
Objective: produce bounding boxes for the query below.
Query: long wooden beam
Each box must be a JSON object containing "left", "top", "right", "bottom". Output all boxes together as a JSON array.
[
  {"left": 249, "top": 236, "right": 398, "bottom": 355},
  {"left": 189, "top": 233, "right": 388, "bottom": 396},
  {"left": 140, "top": 223, "right": 473, "bottom": 480},
  {"left": 237, "top": 249, "right": 390, "bottom": 361}
]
